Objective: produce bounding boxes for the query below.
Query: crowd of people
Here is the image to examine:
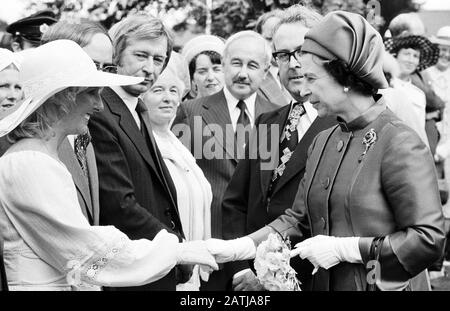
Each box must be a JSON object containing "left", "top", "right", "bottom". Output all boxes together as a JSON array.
[{"left": 0, "top": 3, "right": 449, "bottom": 291}]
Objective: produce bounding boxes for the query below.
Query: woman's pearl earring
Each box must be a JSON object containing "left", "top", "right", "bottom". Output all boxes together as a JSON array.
[{"left": 343, "top": 87, "right": 349, "bottom": 93}]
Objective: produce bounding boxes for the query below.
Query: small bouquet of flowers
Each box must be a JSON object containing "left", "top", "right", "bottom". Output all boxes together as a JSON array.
[{"left": 254, "top": 233, "right": 301, "bottom": 291}]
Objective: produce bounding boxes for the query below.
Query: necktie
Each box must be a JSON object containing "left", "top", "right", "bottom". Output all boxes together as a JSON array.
[
  {"left": 135, "top": 98, "right": 179, "bottom": 216},
  {"left": 235, "top": 100, "right": 251, "bottom": 158},
  {"left": 236, "top": 100, "right": 250, "bottom": 129},
  {"left": 74, "top": 132, "right": 91, "bottom": 178},
  {"left": 135, "top": 98, "right": 147, "bottom": 135},
  {"left": 269, "top": 102, "right": 305, "bottom": 192}
]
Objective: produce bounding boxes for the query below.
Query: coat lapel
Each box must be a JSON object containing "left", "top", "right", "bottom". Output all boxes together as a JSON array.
[
  {"left": 266, "top": 114, "right": 337, "bottom": 197},
  {"left": 102, "top": 88, "right": 165, "bottom": 188},
  {"left": 258, "top": 72, "right": 289, "bottom": 107},
  {"left": 58, "top": 137, "right": 93, "bottom": 221},
  {"left": 139, "top": 108, "right": 179, "bottom": 211},
  {"left": 259, "top": 106, "right": 288, "bottom": 197},
  {"left": 201, "top": 90, "right": 236, "bottom": 162},
  {"left": 255, "top": 94, "right": 276, "bottom": 118},
  {"left": 86, "top": 144, "right": 100, "bottom": 225}
]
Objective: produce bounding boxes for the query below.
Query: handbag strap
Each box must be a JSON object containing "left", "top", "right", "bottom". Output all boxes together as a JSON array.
[{"left": 366, "top": 236, "right": 385, "bottom": 291}]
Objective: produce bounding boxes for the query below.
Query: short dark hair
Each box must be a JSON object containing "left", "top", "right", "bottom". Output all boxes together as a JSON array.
[
  {"left": 321, "top": 58, "right": 378, "bottom": 96},
  {"left": 188, "top": 50, "right": 222, "bottom": 79}
]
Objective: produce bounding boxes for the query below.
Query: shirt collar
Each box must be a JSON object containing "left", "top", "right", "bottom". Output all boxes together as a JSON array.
[
  {"left": 111, "top": 85, "right": 139, "bottom": 112},
  {"left": 289, "top": 100, "right": 317, "bottom": 121},
  {"left": 223, "top": 86, "right": 257, "bottom": 119}
]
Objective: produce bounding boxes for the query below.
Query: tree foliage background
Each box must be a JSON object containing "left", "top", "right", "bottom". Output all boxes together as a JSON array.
[{"left": 23, "top": 0, "right": 421, "bottom": 39}]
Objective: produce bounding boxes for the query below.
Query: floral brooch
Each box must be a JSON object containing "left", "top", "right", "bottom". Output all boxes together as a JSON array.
[{"left": 359, "top": 128, "right": 377, "bottom": 163}]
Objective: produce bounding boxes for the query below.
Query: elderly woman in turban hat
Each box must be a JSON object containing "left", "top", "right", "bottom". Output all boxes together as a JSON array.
[{"left": 204, "top": 11, "right": 445, "bottom": 291}]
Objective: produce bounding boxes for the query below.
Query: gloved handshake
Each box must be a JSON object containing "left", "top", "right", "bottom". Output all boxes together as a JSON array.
[{"left": 175, "top": 237, "right": 257, "bottom": 272}]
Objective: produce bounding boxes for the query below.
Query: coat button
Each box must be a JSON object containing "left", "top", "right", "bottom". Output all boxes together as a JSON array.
[
  {"left": 165, "top": 209, "right": 171, "bottom": 216},
  {"left": 322, "top": 177, "right": 330, "bottom": 189},
  {"left": 337, "top": 140, "right": 344, "bottom": 152},
  {"left": 170, "top": 220, "right": 176, "bottom": 230}
]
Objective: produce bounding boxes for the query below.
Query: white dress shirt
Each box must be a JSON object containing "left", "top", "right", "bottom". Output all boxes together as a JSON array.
[
  {"left": 111, "top": 86, "right": 141, "bottom": 129},
  {"left": 67, "top": 135, "right": 76, "bottom": 149},
  {"left": 223, "top": 87, "right": 257, "bottom": 132}
]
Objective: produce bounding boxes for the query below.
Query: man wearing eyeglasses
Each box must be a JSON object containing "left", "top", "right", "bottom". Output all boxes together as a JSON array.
[
  {"left": 221, "top": 5, "right": 336, "bottom": 291},
  {"left": 254, "top": 10, "right": 291, "bottom": 107}
]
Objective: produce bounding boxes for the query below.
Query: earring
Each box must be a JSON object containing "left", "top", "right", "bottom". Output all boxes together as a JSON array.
[{"left": 343, "top": 87, "right": 349, "bottom": 93}]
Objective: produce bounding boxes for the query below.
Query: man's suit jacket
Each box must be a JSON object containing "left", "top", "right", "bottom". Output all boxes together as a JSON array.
[
  {"left": 0, "top": 137, "right": 11, "bottom": 157},
  {"left": 173, "top": 89, "right": 278, "bottom": 240},
  {"left": 0, "top": 235, "right": 7, "bottom": 291},
  {"left": 89, "top": 87, "right": 183, "bottom": 291},
  {"left": 221, "top": 104, "right": 335, "bottom": 286},
  {"left": 58, "top": 138, "right": 99, "bottom": 225},
  {"left": 257, "top": 71, "right": 290, "bottom": 107},
  {"left": 172, "top": 90, "right": 277, "bottom": 290}
]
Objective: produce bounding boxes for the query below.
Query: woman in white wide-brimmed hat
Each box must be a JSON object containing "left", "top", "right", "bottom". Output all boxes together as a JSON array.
[{"left": 0, "top": 39, "right": 217, "bottom": 291}]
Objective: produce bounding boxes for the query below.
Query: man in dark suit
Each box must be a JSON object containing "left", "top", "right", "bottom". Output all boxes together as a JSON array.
[
  {"left": 255, "top": 10, "right": 290, "bottom": 107},
  {"left": 172, "top": 30, "right": 278, "bottom": 290},
  {"left": 221, "top": 5, "right": 335, "bottom": 291},
  {"left": 88, "top": 14, "right": 186, "bottom": 291}
]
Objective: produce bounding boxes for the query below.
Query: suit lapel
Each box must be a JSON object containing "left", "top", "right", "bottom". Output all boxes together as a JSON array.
[
  {"left": 86, "top": 144, "right": 99, "bottom": 225},
  {"left": 271, "top": 116, "right": 336, "bottom": 196},
  {"left": 258, "top": 72, "right": 289, "bottom": 107},
  {"left": 259, "top": 106, "right": 289, "bottom": 197},
  {"left": 58, "top": 138, "right": 93, "bottom": 221},
  {"left": 102, "top": 88, "right": 165, "bottom": 188},
  {"left": 139, "top": 110, "right": 179, "bottom": 210},
  {"left": 201, "top": 90, "right": 236, "bottom": 162}
]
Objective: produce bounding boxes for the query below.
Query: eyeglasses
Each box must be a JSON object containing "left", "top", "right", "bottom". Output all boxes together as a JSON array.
[
  {"left": 94, "top": 61, "right": 118, "bottom": 74},
  {"left": 272, "top": 46, "right": 302, "bottom": 64}
]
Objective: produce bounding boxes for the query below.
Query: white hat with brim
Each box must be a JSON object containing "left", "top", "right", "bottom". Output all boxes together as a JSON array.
[
  {"left": 430, "top": 26, "right": 450, "bottom": 46},
  {"left": 0, "top": 39, "right": 143, "bottom": 137}
]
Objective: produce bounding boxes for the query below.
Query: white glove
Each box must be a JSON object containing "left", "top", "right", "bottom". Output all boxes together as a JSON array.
[
  {"left": 176, "top": 240, "right": 219, "bottom": 271},
  {"left": 290, "top": 235, "right": 362, "bottom": 274},
  {"left": 205, "top": 237, "right": 256, "bottom": 263}
]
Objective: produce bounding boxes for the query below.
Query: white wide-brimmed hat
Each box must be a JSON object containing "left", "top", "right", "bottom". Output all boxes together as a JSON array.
[
  {"left": 0, "top": 48, "right": 20, "bottom": 72},
  {"left": 430, "top": 26, "right": 450, "bottom": 47},
  {"left": 0, "top": 39, "right": 143, "bottom": 137}
]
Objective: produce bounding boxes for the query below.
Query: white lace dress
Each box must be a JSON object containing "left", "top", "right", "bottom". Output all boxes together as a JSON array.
[{"left": 0, "top": 147, "right": 181, "bottom": 291}]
